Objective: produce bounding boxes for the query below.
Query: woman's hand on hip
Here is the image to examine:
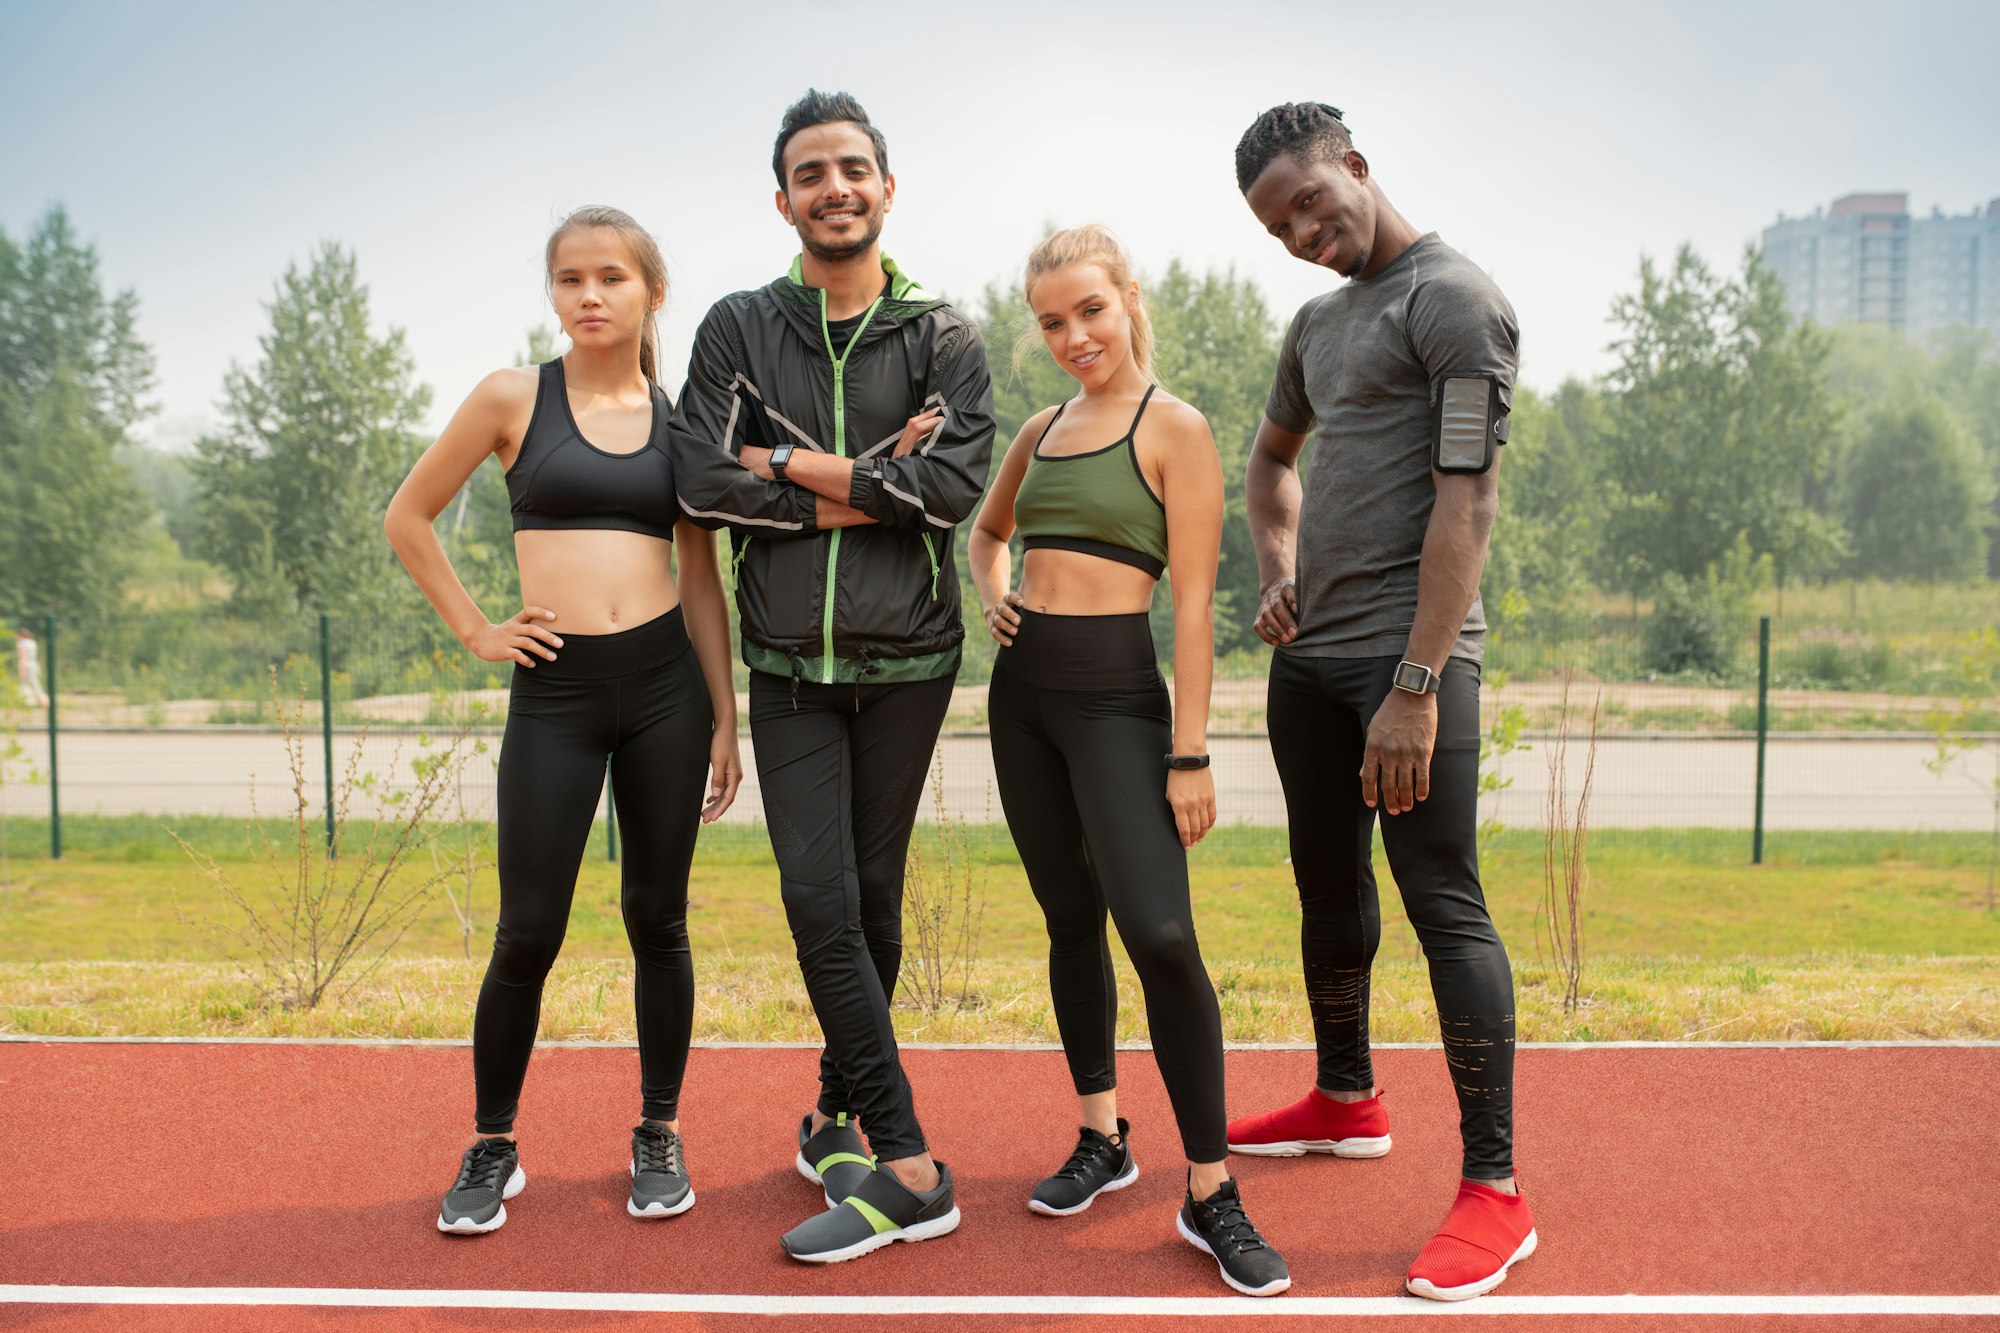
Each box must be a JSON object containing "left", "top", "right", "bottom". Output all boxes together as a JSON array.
[
  {"left": 985, "top": 591, "right": 1024, "bottom": 646},
  {"left": 467, "top": 607, "right": 562, "bottom": 667}
]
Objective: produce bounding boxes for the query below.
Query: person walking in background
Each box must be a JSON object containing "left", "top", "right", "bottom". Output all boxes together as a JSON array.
[
  {"left": 967, "top": 225, "right": 1290, "bottom": 1297},
  {"left": 13, "top": 627, "right": 48, "bottom": 709},
  {"left": 667, "top": 90, "right": 995, "bottom": 1264},
  {"left": 1229, "top": 102, "right": 1535, "bottom": 1301},
  {"left": 385, "top": 205, "right": 743, "bottom": 1236}
]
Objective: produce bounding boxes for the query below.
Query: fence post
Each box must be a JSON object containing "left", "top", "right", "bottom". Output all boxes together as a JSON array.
[
  {"left": 1753, "top": 614, "right": 1770, "bottom": 865},
  {"left": 605, "top": 765, "right": 619, "bottom": 862},
  {"left": 320, "top": 613, "right": 335, "bottom": 857},
  {"left": 44, "top": 612, "right": 59, "bottom": 860}
]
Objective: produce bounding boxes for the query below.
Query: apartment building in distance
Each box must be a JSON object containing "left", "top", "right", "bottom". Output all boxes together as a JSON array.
[{"left": 1761, "top": 192, "right": 2000, "bottom": 337}]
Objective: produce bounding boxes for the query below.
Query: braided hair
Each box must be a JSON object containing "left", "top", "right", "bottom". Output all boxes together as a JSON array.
[{"left": 1233, "top": 103, "right": 1353, "bottom": 194}]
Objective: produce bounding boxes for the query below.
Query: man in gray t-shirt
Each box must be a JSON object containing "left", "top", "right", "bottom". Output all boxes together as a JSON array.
[{"left": 1223, "top": 102, "right": 1537, "bottom": 1304}]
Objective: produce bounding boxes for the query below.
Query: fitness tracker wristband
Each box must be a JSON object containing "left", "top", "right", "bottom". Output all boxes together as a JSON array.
[
  {"left": 1165, "top": 754, "right": 1212, "bottom": 770},
  {"left": 1391, "top": 660, "right": 1438, "bottom": 695},
  {"left": 768, "top": 441, "right": 794, "bottom": 479}
]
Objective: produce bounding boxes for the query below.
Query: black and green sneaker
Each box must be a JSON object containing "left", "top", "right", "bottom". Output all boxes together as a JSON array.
[
  {"left": 795, "top": 1112, "right": 875, "bottom": 1208},
  {"left": 1177, "top": 1177, "right": 1291, "bottom": 1296},
  {"left": 1029, "top": 1118, "right": 1138, "bottom": 1217},
  {"left": 628, "top": 1122, "right": 695, "bottom": 1218},
  {"left": 780, "top": 1161, "right": 961, "bottom": 1263},
  {"left": 436, "top": 1137, "right": 525, "bottom": 1235}
]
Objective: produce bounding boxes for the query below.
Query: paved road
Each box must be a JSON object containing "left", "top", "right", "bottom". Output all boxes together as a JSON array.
[{"left": 5, "top": 729, "right": 1993, "bottom": 831}]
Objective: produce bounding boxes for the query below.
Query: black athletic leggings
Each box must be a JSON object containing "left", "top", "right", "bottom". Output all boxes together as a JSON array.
[
  {"left": 473, "top": 608, "right": 712, "bottom": 1135},
  {"left": 1266, "top": 652, "right": 1514, "bottom": 1179},
  {"left": 989, "top": 611, "right": 1228, "bottom": 1164},
  {"left": 748, "top": 668, "right": 955, "bottom": 1163}
]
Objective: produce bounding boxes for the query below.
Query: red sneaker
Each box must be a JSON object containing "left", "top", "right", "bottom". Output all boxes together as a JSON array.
[
  {"left": 1405, "top": 1179, "right": 1537, "bottom": 1301},
  {"left": 1226, "top": 1087, "right": 1392, "bottom": 1157}
]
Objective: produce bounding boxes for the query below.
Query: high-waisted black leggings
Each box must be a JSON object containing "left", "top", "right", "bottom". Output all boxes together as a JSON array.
[
  {"left": 474, "top": 607, "right": 713, "bottom": 1135},
  {"left": 1267, "top": 652, "right": 1515, "bottom": 1179},
  {"left": 988, "top": 610, "right": 1227, "bottom": 1164}
]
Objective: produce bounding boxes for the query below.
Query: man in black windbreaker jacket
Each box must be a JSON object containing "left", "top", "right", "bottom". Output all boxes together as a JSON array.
[{"left": 668, "top": 89, "right": 994, "bottom": 1263}]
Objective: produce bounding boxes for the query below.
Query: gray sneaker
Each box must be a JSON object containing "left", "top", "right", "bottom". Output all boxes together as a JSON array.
[
  {"left": 781, "top": 1161, "right": 960, "bottom": 1263},
  {"left": 628, "top": 1122, "right": 695, "bottom": 1218},
  {"left": 795, "top": 1112, "right": 875, "bottom": 1208},
  {"left": 437, "top": 1137, "right": 525, "bottom": 1235}
]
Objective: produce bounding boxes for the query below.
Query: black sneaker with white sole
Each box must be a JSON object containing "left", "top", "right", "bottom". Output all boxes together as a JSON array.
[
  {"left": 1176, "top": 1178, "right": 1291, "bottom": 1296},
  {"left": 795, "top": 1111, "right": 875, "bottom": 1207},
  {"left": 1029, "top": 1118, "right": 1138, "bottom": 1216},
  {"left": 437, "top": 1137, "right": 525, "bottom": 1235},
  {"left": 781, "top": 1161, "right": 961, "bottom": 1263},
  {"left": 628, "top": 1122, "right": 695, "bottom": 1218}
]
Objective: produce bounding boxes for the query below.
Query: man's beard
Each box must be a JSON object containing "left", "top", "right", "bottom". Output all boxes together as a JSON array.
[{"left": 800, "top": 209, "right": 884, "bottom": 263}]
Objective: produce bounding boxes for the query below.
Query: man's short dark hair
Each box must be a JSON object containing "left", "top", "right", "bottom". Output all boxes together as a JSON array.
[
  {"left": 772, "top": 89, "right": 890, "bottom": 188},
  {"left": 1233, "top": 102, "right": 1353, "bottom": 194}
]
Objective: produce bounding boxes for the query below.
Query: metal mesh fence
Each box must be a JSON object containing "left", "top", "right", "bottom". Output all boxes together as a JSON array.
[{"left": 4, "top": 598, "right": 1996, "bottom": 860}]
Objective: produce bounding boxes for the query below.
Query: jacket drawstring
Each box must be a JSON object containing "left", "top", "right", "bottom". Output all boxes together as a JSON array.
[
  {"left": 853, "top": 649, "right": 881, "bottom": 712},
  {"left": 788, "top": 651, "right": 803, "bottom": 711}
]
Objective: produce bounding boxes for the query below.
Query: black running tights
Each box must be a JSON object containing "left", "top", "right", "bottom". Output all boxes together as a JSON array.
[
  {"left": 1266, "top": 652, "right": 1515, "bottom": 1179},
  {"left": 988, "top": 611, "right": 1228, "bottom": 1164},
  {"left": 473, "top": 609, "right": 712, "bottom": 1135}
]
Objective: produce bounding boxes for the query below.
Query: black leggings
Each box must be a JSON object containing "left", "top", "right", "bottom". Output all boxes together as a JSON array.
[
  {"left": 473, "top": 608, "right": 712, "bottom": 1135},
  {"left": 1267, "top": 652, "right": 1514, "bottom": 1179},
  {"left": 989, "top": 611, "right": 1227, "bottom": 1164},
  {"left": 748, "top": 668, "right": 955, "bottom": 1163}
]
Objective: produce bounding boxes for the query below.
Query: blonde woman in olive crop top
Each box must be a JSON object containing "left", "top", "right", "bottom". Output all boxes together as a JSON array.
[{"left": 966, "top": 225, "right": 1291, "bottom": 1297}]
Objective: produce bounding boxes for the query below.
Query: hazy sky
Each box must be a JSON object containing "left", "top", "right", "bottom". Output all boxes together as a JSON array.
[{"left": 4, "top": 0, "right": 1997, "bottom": 446}]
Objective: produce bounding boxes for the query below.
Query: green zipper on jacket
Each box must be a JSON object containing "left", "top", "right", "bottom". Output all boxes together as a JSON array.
[{"left": 817, "top": 287, "right": 886, "bottom": 683}]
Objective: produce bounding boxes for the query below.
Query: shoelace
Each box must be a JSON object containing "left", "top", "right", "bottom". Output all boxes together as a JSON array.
[
  {"left": 634, "top": 1126, "right": 684, "bottom": 1177},
  {"left": 1196, "top": 1194, "right": 1269, "bottom": 1254},
  {"left": 454, "top": 1140, "right": 513, "bottom": 1193},
  {"left": 1054, "top": 1130, "right": 1122, "bottom": 1183}
]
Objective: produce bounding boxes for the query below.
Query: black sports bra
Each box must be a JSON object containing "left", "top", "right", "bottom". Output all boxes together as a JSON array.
[{"left": 507, "top": 359, "right": 678, "bottom": 541}]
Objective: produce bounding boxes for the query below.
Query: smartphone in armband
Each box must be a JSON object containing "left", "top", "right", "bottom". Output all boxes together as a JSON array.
[{"left": 1432, "top": 372, "right": 1509, "bottom": 475}]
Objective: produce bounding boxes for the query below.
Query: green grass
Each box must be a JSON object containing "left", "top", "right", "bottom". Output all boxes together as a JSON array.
[
  {"left": 2, "top": 818, "right": 1996, "bottom": 966},
  {"left": 3, "top": 815, "right": 1994, "bottom": 1041}
]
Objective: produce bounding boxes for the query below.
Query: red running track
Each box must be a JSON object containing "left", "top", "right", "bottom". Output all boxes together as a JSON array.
[{"left": 2, "top": 1041, "right": 1997, "bottom": 1330}]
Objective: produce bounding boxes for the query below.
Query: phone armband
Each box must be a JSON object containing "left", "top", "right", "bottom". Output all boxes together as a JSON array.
[{"left": 1432, "top": 372, "right": 1509, "bottom": 475}]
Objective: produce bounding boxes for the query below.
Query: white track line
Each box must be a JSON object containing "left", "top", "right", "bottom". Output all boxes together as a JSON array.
[{"left": 0, "top": 1287, "right": 1995, "bottom": 1317}]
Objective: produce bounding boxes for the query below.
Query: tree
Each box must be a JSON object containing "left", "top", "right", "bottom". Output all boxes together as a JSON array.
[
  {"left": 1598, "top": 245, "right": 1844, "bottom": 597},
  {"left": 192, "top": 244, "right": 432, "bottom": 620},
  {"left": 0, "top": 206, "right": 152, "bottom": 615},
  {"left": 1484, "top": 381, "right": 1605, "bottom": 640},
  {"left": 1841, "top": 400, "right": 1992, "bottom": 581}
]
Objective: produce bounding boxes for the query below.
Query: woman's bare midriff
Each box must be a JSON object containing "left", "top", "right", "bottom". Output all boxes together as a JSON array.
[
  {"left": 515, "top": 529, "right": 678, "bottom": 634},
  {"left": 1017, "top": 549, "right": 1156, "bottom": 617}
]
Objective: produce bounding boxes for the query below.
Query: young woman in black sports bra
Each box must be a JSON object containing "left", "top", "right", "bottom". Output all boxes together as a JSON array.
[
  {"left": 385, "top": 206, "right": 741, "bottom": 1235},
  {"left": 967, "top": 225, "right": 1290, "bottom": 1296}
]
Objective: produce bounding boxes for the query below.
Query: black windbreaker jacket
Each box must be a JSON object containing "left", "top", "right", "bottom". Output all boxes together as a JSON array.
[{"left": 667, "top": 255, "right": 996, "bottom": 685}]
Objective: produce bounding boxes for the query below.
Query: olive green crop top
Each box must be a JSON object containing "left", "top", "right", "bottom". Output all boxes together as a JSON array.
[{"left": 1012, "top": 385, "right": 1167, "bottom": 578}]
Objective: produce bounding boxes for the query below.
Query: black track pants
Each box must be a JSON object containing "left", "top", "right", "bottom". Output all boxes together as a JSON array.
[
  {"left": 748, "top": 668, "right": 955, "bottom": 1162},
  {"left": 989, "top": 611, "right": 1228, "bottom": 1164},
  {"left": 473, "top": 609, "right": 712, "bottom": 1135},
  {"left": 1266, "top": 652, "right": 1515, "bottom": 1179}
]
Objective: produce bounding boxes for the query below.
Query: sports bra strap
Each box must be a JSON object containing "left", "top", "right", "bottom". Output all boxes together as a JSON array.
[
  {"left": 1032, "top": 400, "right": 1068, "bottom": 450},
  {"left": 1124, "top": 384, "right": 1157, "bottom": 440}
]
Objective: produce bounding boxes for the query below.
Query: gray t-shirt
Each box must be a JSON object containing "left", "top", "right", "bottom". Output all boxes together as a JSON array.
[{"left": 1264, "top": 233, "right": 1518, "bottom": 664}]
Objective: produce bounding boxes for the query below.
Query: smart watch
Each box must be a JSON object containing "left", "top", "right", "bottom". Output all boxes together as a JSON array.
[
  {"left": 768, "top": 441, "right": 794, "bottom": 479},
  {"left": 1391, "top": 660, "right": 1438, "bottom": 695},
  {"left": 1165, "top": 754, "right": 1212, "bottom": 770}
]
